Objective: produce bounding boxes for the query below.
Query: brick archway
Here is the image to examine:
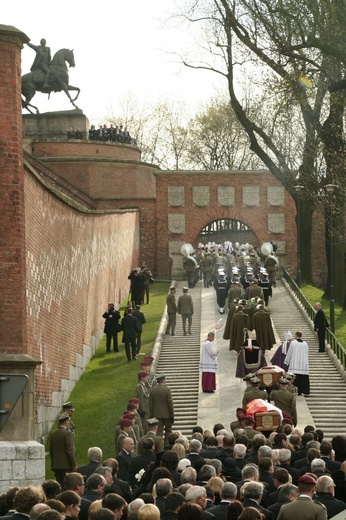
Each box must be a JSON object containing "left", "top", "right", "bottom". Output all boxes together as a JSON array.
[
  {"left": 196, "top": 218, "right": 259, "bottom": 248},
  {"left": 155, "top": 170, "right": 297, "bottom": 278}
]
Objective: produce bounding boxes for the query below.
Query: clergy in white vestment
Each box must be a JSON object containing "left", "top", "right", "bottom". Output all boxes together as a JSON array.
[
  {"left": 284, "top": 331, "right": 310, "bottom": 395},
  {"left": 199, "top": 331, "right": 218, "bottom": 392}
]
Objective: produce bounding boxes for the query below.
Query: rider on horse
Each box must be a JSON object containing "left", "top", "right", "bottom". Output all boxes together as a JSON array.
[{"left": 27, "top": 38, "right": 51, "bottom": 88}]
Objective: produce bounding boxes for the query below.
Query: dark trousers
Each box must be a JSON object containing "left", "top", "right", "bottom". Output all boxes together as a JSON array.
[
  {"left": 106, "top": 332, "right": 118, "bottom": 352},
  {"left": 125, "top": 338, "right": 137, "bottom": 360},
  {"left": 136, "top": 332, "right": 142, "bottom": 353},
  {"left": 317, "top": 329, "right": 326, "bottom": 352}
]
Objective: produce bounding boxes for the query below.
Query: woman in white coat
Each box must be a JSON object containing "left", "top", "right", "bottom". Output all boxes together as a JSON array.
[{"left": 199, "top": 331, "right": 218, "bottom": 392}]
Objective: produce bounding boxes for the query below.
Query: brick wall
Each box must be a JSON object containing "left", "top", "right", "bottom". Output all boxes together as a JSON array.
[{"left": 22, "top": 169, "right": 140, "bottom": 439}]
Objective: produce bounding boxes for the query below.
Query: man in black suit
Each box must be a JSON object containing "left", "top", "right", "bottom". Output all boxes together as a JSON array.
[
  {"left": 76, "top": 447, "right": 102, "bottom": 481},
  {"left": 83, "top": 473, "right": 106, "bottom": 502},
  {"left": 127, "top": 437, "right": 157, "bottom": 489},
  {"left": 314, "top": 302, "right": 330, "bottom": 351},
  {"left": 187, "top": 439, "right": 205, "bottom": 468},
  {"left": 267, "top": 483, "right": 298, "bottom": 520},
  {"left": 320, "top": 441, "right": 341, "bottom": 471},
  {"left": 216, "top": 435, "right": 234, "bottom": 462},
  {"left": 268, "top": 468, "right": 290, "bottom": 505},
  {"left": 161, "top": 491, "right": 185, "bottom": 520},
  {"left": 132, "top": 304, "right": 146, "bottom": 354},
  {"left": 116, "top": 437, "right": 134, "bottom": 481},
  {"left": 63, "top": 472, "right": 91, "bottom": 520},
  {"left": 314, "top": 475, "right": 346, "bottom": 518},
  {"left": 200, "top": 437, "right": 220, "bottom": 459},
  {"left": 121, "top": 308, "right": 139, "bottom": 361},
  {"left": 278, "top": 449, "right": 300, "bottom": 485},
  {"left": 241, "top": 481, "right": 273, "bottom": 520},
  {"left": 102, "top": 458, "right": 132, "bottom": 504},
  {"left": 208, "top": 482, "right": 237, "bottom": 520}
]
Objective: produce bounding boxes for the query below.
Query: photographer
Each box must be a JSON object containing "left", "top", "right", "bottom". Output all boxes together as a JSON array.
[{"left": 102, "top": 303, "right": 121, "bottom": 353}]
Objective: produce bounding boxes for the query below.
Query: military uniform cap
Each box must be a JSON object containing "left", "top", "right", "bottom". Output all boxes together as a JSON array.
[
  {"left": 279, "top": 377, "right": 289, "bottom": 384},
  {"left": 62, "top": 402, "right": 75, "bottom": 410},
  {"left": 58, "top": 412, "right": 70, "bottom": 422},
  {"left": 147, "top": 417, "right": 159, "bottom": 425},
  {"left": 183, "top": 287, "right": 189, "bottom": 291},
  {"left": 298, "top": 474, "right": 317, "bottom": 485},
  {"left": 285, "top": 372, "right": 296, "bottom": 379},
  {"left": 250, "top": 375, "right": 261, "bottom": 384},
  {"left": 156, "top": 373, "right": 166, "bottom": 381},
  {"left": 243, "top": 374, "right": 253, "bottom": 382}
]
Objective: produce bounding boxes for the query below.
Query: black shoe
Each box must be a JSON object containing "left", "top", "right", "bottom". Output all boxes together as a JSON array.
[
  {"left": 113, "top": 349, "right": 119, "bottom": 352},
  {"left": 183, "top": 333, "right": 187, "bottom": 336},
  {"left": 165, "top": 332, "right": 170, "bottom": 335},
  {"left": 171, "top": 333, "right": 176, "bottom": 336}
]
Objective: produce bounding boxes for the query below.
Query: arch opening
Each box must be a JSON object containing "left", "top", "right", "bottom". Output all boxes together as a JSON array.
[{"left": 196, "top": 218, "right": 259, "bottom": 247}]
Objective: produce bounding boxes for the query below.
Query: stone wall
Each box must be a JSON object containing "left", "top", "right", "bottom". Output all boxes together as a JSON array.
[{"left": 0, "top": 441, "right": 45, "bottom": 495}]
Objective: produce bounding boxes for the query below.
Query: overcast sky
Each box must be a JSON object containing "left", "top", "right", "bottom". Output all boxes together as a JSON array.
[{"left": 4, "top": 0, "right": 226, "bottom": 123}]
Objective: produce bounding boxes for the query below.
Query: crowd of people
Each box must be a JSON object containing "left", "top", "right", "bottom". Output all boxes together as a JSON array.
[
  {"left": 88, "top": 124, "right": 136, "bottom": 145},
  {"left": 2, "top": 410, "right": 346, "bottom": 520}
]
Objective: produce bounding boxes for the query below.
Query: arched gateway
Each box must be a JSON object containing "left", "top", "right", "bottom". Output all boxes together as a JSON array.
[{"left": 197, "top": 218, "right": 258, "bottom": 247}]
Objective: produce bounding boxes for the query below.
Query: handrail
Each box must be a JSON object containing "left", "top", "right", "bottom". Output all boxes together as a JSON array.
[{"left": 282, "top": 267, "right": 346, "bottom": 369}]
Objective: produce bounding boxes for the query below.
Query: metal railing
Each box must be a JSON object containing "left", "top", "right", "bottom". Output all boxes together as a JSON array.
[{"left": 282, "top": 267, "right": 346, "bottom": 369}]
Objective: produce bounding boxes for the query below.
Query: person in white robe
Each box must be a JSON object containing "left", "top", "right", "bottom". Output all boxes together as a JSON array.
[
  {"left": 199, "top": 331, "right": 218, "bottom": 392},
  {"left": 284, "top": 331, "right": 310, "bottom": 395}
]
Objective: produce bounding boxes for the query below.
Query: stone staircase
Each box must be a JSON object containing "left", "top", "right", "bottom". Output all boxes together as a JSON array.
[
  {"left": 270, "top": 281, "right": 346, "bottom": 439},
  {"left": 155, "top": 282, "right": 201, "bottom": 437}
]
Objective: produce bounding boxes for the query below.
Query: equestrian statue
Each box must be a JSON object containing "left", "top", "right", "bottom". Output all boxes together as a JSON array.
[{"left": 22, "top": 38, "right": 80, "bottom": 114}]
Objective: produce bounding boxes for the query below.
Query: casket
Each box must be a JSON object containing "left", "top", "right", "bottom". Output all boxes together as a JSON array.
[
  {"left": 257, "top": 365, "right": 284, "bottom": 387},
  {"left": 254, "top": 411, "right": 280, "bottom": 431}
]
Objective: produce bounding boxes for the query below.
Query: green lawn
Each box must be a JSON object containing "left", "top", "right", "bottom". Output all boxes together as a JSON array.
[
  {"left": 45, "top": 281, "right": 169, "bottom": 477},
  {"left": 301, "top": 284, "right": 346, "bottom": 345}
]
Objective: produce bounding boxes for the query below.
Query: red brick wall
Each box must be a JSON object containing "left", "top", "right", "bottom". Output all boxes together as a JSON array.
[
  {"left": 0, "top": 27, "right": 29, "bottom": 353},
  {"left": 23, "top": 169, "right": 140, "bottom": 438}
]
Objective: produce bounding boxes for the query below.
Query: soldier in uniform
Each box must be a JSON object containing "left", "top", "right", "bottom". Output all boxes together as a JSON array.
[
  {"left": 115, "top": 417, "right": 137, "bottom": 454},
  {"left": 127, "top": 398, "right": 144, "bottom": 438},
  {"left": 177, "top": 287, "right": 194, "bottom": 336},
  {"left": 225, "top": 305, "right": 250, "bottom": 352},
  {"left": 258, "top": 271, "right": 272, "bottom": 306},
  {"left": 135, "top": 371, "right": 150, "bottom": 433},
  {"left": 114, "top": 412, "right": 140, "bottom": 455},
  {"left": 49, "top": 412, "right": 77, "bottom": 486},
  {"left": 242, "top": 375, "right": 267, "bottom": 408},
  {"left": 277, "top": 474, "right": 327, "bottom": 520},
  {"left": 252, "top": 305, "right": 276, "bottom": 351},
  {"left": 269, "top": 377, "right": 297, "bottom": 427},
  {"left": 165, "top": 286, "right": 178, "bottom": 336},
  {"left": 62, "top": 402, "right": 76, "bottom": 437},
  {"left": 141, "top": 356, "right": 157, "bottom": 389},
  {"left": 149, "top": 373, "right": 174, "bottom": 445},
  {"left": 137, "top": 417, "right": 164, "bottom": 454},
  {"left": 201, "top": 252, "right": 213, "bottom": 288}
]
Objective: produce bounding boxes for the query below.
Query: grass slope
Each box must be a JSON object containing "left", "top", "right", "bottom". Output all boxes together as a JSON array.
[{"left": 45, "top": 281, "right": 169, "bottom": 477}]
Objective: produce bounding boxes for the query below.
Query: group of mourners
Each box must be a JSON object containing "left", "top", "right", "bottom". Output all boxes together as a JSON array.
[{"left": 88, "top": 124, "right": 135, "bottom": 145}]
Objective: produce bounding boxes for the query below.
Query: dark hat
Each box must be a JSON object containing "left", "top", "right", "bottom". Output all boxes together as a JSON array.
[
  {"left": 138, "top": 371, "right": 148, "bottom": 379},
  {"left": 120, "top": 418, "right": 133, "bottom": 427},
  {"left": 250, "top": 375, "right": 261, "bottom": 384},
  {"left": 62, "top": 402, "right": 75, "bottom": 410},
  {"left": 156, "top": 373, "right": 166, "bottom": 381},
  {"left": 128, "top": 398, "right": 140, "bottom": 404},
  {"left": 244, "top": 415, "right": 255, "bottom": 424},
  {"left": 127, "top": 402, "right": 136, "bottom": 410},
  {"left": 58, "top": 412, "right": 70, "bottom": 422},
  {"left": 147, "top": 417, "right": 159, "bottom": 426},
  {"left": 298, "top": 474, "right": 317, "bottom": 485}
]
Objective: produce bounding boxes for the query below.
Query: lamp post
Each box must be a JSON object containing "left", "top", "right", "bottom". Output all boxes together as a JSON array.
[
  {"left": 323, "top": 184, "right": 338, "bottom": 332},
  {"left": 294, "top": 185, "right": 304, "bottom": 288}
]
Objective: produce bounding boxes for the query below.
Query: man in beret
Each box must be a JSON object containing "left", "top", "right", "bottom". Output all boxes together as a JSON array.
[
  {"left": 49, "top": 412, "right": 77, "bottom": 486},
  {"left": 127, "top": 398, "right": 144, "bottom": 437},
  {"left": 277, "top": 474, "right": 327, "bottom": 520},
  {"left": 140, "top": 356, "right": 157, "bottom": 389},
  {"left": 116, "top": 417, "right": 137, "bottom": 454},
  {"left": 136, "top": 371, "right": 150, "bottom": 433},
  {"left": 149, "top": 374, "right": 174, "bottom": 444}
]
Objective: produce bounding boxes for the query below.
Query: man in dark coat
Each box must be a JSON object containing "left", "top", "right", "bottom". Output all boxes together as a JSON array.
[
  {"left": 208, "top": 482, "right": 237, "bottom": 520},
  {"left": 63, "top": 472, "right": 92, "bottom": 520},
  {"left": 127, "top": 437, "right": 157, "bottom": 489},
  {"left": 132, "top": 304, "right": 146, "bottom": 354},
  {"left": 165, "top": 286, "right": 178, "bottom": 336},
  {"left": 49, "top": 412, "right": 77, "bottom": 486},
  {"left": 267, "top": 483, "right": 298, "bottom": 520},
  {"left": 76, "top": 447, "right": 102, "bottom": 481},
  {"left": 102, "top": 303, "right": 121, "bottom": 353},
  {"left": 121, "top": 309, "right": 139, "bottom": 361},
  {"left": 83, "top": 473, "right": 106, "bottom": 502},
  {"left": 252, "top": 305, "right": 276, "bottom": 351},
  {"left": 314, "top": 475, "right": 346, "bottom": 519},
  {"left": 241, "top": 481, "right": 273, "bottom": 520},
  {"left": 161, "top": 492, "right": 185, "bottom": 520},
  {"left": 116, "top": 437, "right": 134, "bottom": 482},
  {"left": 314, "top": 303, "right": 330, "bottom": 352}
]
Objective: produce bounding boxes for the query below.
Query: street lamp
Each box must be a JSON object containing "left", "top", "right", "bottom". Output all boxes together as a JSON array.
[
  {"left": 323, "top": 184, "right": 338, "bottom": 332},
  {"left": 294, "top": 185, "right": 304, "bottom": 288}
]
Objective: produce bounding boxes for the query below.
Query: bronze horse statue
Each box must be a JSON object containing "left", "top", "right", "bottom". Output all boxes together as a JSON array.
[{"left": 22, "top": 48, "right": 80, "bottom": 114}]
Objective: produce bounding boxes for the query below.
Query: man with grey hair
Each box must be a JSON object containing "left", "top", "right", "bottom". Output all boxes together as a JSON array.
[
  {"left": 181, "top": 466, "right": 197, "bottom": 485},
  {"left": 77, "top": 447, "right": 103, "bottom": 479},
  {"left": 29, "top": 504, "right": 51, "bottom": 520},
  {"left": 208, "top": 482, "right": 237, "bottom": 520},
  {"left": 155, "top": 478, "right": 173, "bottom": 516},
  {"left": 128, "top": 498, "right": 145, "bottom": 520},
  {"left": 294, "top": 440, "right": 321, "bottom": 470},
  {"left": 233, "top": 443, "right": 247, "bottom": 470},
  {"left": 187, "top": 439, "right": 204, "bottom": 468},
  {"left": 207, "top": 459, "right": 223, "bottom": 477},
  {"left": 314, "top": 475, "right": 346, "bottom": 518},
  {"left": 197, "top": 464, "right": 216, "bottom": 485},
  {"left": 311, "top": 458, "right": 329, "bottom": 479},
  {"left": 278, "top": 449, "right": 300, "bottom": 485},
  {"left": 186, "top": 486, "right": 214, "bottom": 519},
  {"left": 241, "top": 481, "right": 273, "bottom": 520},
  {"left": 267, "top": 483, "right": 298, "bottom": 520}
]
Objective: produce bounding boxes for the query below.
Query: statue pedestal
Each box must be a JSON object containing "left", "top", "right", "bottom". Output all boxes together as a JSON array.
[{"left": 23, "top": 109, "right": 89, "bottom": 141}]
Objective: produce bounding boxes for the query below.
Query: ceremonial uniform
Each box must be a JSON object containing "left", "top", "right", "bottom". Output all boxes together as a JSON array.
[
  {"left": 252, "top": 308, "right": 276, "bottom": 351},
  {"left": 177, "top": 289, "right": 194, "bottom": 335},
  {"left": 270, "top": 386, "right": 297, "bottom": 426},
  {"left": 149, "top": 376, "right": 174, "bottom": 444},
  {"left": 277, "top": 496, "right": 327, "bottom": 520},
  {"left": 228, "top": 309, "right": 250, "bottom": 352},
  {"left": 165, "top": 288, "right": 178, "bottom": 335},
  {"left": 242, "top": 385, "right": 267, "bottom": 408}
]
